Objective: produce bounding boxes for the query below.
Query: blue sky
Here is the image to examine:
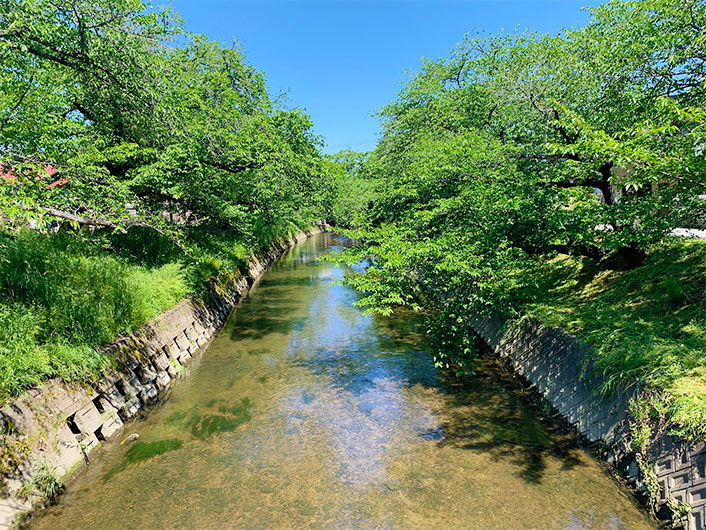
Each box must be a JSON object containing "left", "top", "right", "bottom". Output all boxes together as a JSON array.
[{"left": 169, "top": 1, "right": 599, "bottom": 154}]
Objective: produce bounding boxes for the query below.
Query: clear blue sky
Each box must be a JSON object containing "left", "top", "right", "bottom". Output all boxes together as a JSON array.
[{"left": 168, "top": 1, "right": 599, "bottom": 154}]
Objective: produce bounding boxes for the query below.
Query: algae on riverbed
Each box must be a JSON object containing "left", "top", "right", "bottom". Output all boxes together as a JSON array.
[{"left": 103, "top": 439, "right": 183, "bottom": 482}]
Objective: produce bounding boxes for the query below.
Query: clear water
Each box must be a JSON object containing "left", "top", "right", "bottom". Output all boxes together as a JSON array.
[{"left": 31, "top": 233, "right": 655, "bottom": 530}]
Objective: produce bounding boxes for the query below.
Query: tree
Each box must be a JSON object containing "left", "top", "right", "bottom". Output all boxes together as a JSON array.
[
  {"left": 0, "top": 0, "right": 331, "bottom": 254},
  {"left": 322, "top": 150, "right": 375, "bottom": 227},
  {"left": 331, "top": 0, "right": 706, "bottom": 367}
]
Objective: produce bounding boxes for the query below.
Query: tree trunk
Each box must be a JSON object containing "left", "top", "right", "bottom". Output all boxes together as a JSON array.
[{"left": 614, "top": 242, "right": 647, "bottom": 269}]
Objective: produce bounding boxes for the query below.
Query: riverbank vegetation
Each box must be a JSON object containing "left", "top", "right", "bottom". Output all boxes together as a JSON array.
[
  {"left": 523, "top": 239, "right": 706, "bottom": 440},
  {"left": 1, "top": 0, "right": 705, "bottom": 472},
  {"left": 331, "top": 0, "right": 706, "bottom": 445},
  {"left": 0, "top": 1, "right": 339, "bottom": 400}
]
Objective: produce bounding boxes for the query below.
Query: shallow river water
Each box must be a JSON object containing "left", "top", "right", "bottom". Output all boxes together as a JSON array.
[{"left": 32, "top": 233, "right": 655, "bottom": 530}]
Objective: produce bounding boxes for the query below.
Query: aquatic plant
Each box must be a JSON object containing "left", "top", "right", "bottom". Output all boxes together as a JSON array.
[{"left": 103, "top": 439, "right": 183, "bottom": 482}]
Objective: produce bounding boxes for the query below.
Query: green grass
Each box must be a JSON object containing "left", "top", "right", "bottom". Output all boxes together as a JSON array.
[
  {"left": 520, "top": 238, "right": 706, "bottom": 440},
  {"left": 0, "top": 229, "right": 189, "bottom": 401}
]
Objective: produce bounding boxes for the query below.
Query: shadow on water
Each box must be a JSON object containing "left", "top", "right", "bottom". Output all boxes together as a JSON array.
[
  {"left": 258, "top": 276, "right": 324, "bottom": 289},
  {"left": 228, "top": 276, "right": 331, "bottom": 341},
  {"left": 434, "top": 359, "right": 584, "bottom": 484},
  {"left": 294, "top": 305, "right": 584, "bottom": 484},
  {"left": 229, "top": 304, "right": 307, "bottom": 340},
  {"left": 377, "top": 310, "right": 585, "bottom": 484}
]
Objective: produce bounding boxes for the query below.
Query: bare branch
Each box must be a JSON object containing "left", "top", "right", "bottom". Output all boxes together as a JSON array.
[
  {"left": 1, "top": 74, "right": 34, "bottom": 128},
  {"left": 518, "top": 153, "right": 582, "bottom": 162}
]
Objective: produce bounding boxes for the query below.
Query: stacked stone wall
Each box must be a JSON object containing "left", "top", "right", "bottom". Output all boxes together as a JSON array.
[{"left": 0, "top": 225, "right": 327, "bottom": 528}]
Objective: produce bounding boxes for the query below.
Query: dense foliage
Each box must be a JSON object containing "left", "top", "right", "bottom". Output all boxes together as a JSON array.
[
  {"left": 334, "top": 0, "right": 705, "bottom": 352},
  {"left": 322, "top": 150, "right": 376, "bottom": 227},
  {"left": 332, "top": 0, "right": 706, "bottom": 436},
  {"left": 0, "top": 0, "right": 343, "bottom": 399},
  {"left": 0, "top": 0, "right": 330, "bottom": 252}
]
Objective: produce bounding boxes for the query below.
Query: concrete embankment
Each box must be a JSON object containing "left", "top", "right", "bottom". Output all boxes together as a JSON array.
[
  {"left": 471, "top": 315, "right": 706, "bottom": 530},
  {"left": 0, "top": 225, "right": 328, "bottom": 528}
]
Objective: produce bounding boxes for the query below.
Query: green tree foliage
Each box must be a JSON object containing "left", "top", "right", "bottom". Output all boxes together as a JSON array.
[
  {"left": 0, "top": 0, "right": 330, "bottom": 251},
  {"left": 333, "top": 0, "right": 706, "bottom": 370},
  {"left": 0, "top": 0, "right": 335, "bottom": 399},
  {"left": 323, "top": 150, "right": 377, "bottom": 227}
]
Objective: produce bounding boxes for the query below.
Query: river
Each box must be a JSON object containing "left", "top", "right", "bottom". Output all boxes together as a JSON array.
[{"left": 31, "top": 232, "right": 655, "bottom": 530}]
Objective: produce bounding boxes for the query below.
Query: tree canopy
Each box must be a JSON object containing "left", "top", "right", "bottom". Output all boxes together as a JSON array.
[
  {"left": 0, "top": 0, "right": 330, "bottom": 253},
  {"left": 332, "top": 0, "right": 706, "bottom": 370}
]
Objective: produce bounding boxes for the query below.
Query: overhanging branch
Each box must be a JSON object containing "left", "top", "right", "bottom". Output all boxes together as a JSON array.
[
  {"left": 537, "top": 178, "right": 603, "bottom": 189},
  {"left": 518, "top": 153, "right": 582, "bottom": 162},
  {"left": 14, "top": 203, "right": 194, "bottom": 257}
]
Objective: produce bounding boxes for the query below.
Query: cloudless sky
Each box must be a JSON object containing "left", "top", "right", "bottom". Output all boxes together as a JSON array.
[{"left": 169, "top": 1, "right": 600, "bottom": 153}]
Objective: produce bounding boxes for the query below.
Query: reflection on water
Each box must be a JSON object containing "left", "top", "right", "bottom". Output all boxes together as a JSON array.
[{"left": 31, "top": 233, "right": 655, "bottom": 530}]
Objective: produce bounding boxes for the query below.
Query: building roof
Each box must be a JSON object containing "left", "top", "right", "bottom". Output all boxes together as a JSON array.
[{"left": 0, "top": 163, "right": 68, "bottom": 188}]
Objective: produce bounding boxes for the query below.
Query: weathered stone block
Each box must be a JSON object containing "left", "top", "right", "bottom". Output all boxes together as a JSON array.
[
  {"left": 167, "top": 363, "right": 178, "bottom": 379},
  {"left": 41, "top": 383, "right": 86, "bottom": 419},
  {"left": 102, "top": 370, "right": 123, "bottom": 386},
  {"left": 143, "top": 343, "right": 160, "bottom": 359},
  {"left": 98, "top": 412, "right": 123, "bottom": 440},
  {"left": 51, "top": 421, "right": 86, "bottom": 475},
  {"left": 120, "top": 397, "right": 141, "bottom": 420},
  {"left": 185, "top": 326, "right": 199, "bottom": 342},
  {"left": 154, "top": 353, "right": 171, "bottom": 371},
  {"left": 691, "top": 505, "right": 705, "bottom": 530},
  {"left": 101, "top": 385, "right": 126, "bottom": 411},
  {"left": 125, "top": 375, "right": 143, "bottom": 397},
  {"left": 690, "top": 487, "right": 706, "bottom": 507},
  {"left": 124, "top": 357, "right": 141, "bottom": 372},
  {"left": 167, "top": 342, "right": 182, "bottom": 361},
  {"left": 138, "top": 363, "right": 158, "bottom": 384},
  {"left": 72, "top": 403, "right": 103, "bottom": 435},
  {"left": 174, "top": 334, "right": 189, "bottom": 351},
  {"left": 139, "top": 384, "right": 158, "bottom": 405},
  {"left": 155, "top": 371, "right": 171, "bottom": 391}
]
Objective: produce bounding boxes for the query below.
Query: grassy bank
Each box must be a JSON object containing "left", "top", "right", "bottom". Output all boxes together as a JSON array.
[
  {"left": 0, "top": 221, "right": 311, "bottom": 402},
  {"left": 519, "top": 238, "right": 706, "bottom": 440}
]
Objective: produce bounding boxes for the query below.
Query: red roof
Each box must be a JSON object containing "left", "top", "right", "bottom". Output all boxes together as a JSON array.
[
  {"left": 47, "top": 177, "right": 69, "bottom": 189},
  {"left": 0, "top": 163, "right": 67, "bottom": 188}
]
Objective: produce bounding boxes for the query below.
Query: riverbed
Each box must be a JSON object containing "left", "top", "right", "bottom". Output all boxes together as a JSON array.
[{"left": 31, "top": 233, "right": 655, "bottom": 529}]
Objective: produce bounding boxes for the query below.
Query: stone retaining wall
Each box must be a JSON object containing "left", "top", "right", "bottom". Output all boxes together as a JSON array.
[
  {"left": 471, "top": 315, "right": 706, "bottom": 529},
  {"left": 0, "top": 225, "right": 328, "bottom": 528}
]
